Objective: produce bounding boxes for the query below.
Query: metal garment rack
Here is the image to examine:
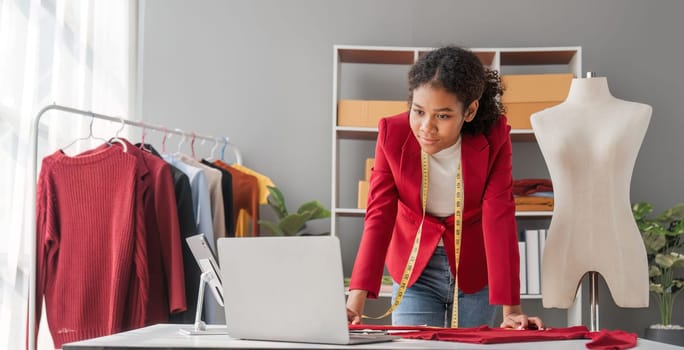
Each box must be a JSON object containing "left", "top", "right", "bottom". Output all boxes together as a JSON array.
[{"left": 27, "top": 104, "right": 242, "bottom": 350}]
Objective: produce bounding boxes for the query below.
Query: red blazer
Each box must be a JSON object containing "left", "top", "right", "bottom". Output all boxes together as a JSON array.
[{"left": 349, "top": 112, "right": 520, "bottom": 306}]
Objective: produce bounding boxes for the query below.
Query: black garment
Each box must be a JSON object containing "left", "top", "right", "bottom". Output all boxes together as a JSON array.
[
  {"left": 137, "top": 143, "right": 199, "bottom": 323},
  {"left": 201, "top": 159, "right": 235, "bottom": 237}
]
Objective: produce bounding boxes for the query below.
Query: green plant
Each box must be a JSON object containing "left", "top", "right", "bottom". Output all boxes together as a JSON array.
[
  {"left": 632, "top": 202, "right": 684, "bottom": 326},
  {"left": 258, "top": 186, "right": 330, "bottom": 236}
]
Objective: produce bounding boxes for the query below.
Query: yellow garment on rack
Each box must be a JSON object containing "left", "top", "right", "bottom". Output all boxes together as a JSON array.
[
  {"left": 231, "top": 164, "right": 275, "bottom": 205},
  {"left": 235, "top": 211, "right": 251, "bottom": 238}
]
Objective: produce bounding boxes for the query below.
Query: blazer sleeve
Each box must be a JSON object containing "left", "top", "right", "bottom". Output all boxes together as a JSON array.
[
  {"left": 482, "top": 117, "right": 521, "bottom": 305},
  {"left": 154, "top": 164, "right": 187, "bottom": 313},
  {"left": 349, "top": 118, "right": 399, "bottom": 298}
]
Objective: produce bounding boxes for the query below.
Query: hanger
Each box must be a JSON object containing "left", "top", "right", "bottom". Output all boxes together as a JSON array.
[
  {"left": 205, "top": 138, "right": 219, "bottom": 161},
  {"left": 220, "top": 137, "right": 229, "bottom": 161},
  {"left": 174, "top": 129, "right": 186, "bottom": 155},
  {"left": 139, "top": 124, "right": 151, "bottom": 152},
  {"left": 108, "top": 116, "right": 128, "bottom": 152},
  {"left": 190, "top": 132, "right": 196, "bottom": 158},
  {"left": 162, "top": 127, "right": 170, "bottom": 153},
  {"left": 61, "top": 113, "right": 108, "bottom": 152}
]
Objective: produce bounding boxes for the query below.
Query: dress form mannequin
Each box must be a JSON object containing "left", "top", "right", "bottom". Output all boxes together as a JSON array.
[{"left": 531, "top": 75, "right": 651, "bottom": 309}]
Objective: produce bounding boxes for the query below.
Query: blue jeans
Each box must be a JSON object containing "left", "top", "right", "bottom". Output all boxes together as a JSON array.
[{"left": 391, "top": 246, "right": 498, "bottom": 327}]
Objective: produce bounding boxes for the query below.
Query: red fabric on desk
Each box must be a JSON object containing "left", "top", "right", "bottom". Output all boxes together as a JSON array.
[
  {"left": 401, "top": 325, "right": 588, "bottom": 343},
  {"left": 349, "top": 325, "right": 637, "bottom": 349},
  {"left": 586, "top": 329, "right": 637, "bottom": 350}
]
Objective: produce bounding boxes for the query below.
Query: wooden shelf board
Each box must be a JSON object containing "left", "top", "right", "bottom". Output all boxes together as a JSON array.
[
  {"left": 339, "top": 49, "right": 415, "bottom": 65},
  {"left": 417, "top": 50, "right": 497, "bottom": 67},
  {"left": 501, "top": 50, "right": 577, "bottom": 66},
  {"left": 510, "top": 129, "right": 537, "bottom": 142},
  {"left": 336, "top": 126, "right": 378, "bottom": 140}
]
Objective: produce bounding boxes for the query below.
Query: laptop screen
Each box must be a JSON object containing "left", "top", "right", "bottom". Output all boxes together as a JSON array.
[{"left": 217, "top": 236, "right": 351, "bottom": 344}]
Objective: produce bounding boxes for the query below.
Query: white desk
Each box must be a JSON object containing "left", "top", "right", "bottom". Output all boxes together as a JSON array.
[{"left": 61, "top": 324, "right": 681, "bottom": 350}]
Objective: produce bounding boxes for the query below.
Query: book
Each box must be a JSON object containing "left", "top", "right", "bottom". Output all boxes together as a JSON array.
[
  {"left": 518, "top": 241, "right": 527, "bottom": 295},
  {"left": 538, "top": 229, "right": 547, "bottom": 293},
  {"left": 525, "top": 229, "right": 541, "bottom": 295},
  {"left": 539, "top": 229, "right": 547, "bottom": 263}
]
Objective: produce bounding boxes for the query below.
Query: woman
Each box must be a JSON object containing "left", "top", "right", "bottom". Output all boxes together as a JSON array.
[{"left": 346, "top": 46, "right": 544, "bottom": 330}]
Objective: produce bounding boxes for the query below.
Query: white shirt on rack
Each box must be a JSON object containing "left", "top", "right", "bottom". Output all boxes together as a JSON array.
[{"left": 162, "top": 154, "right": 223, "bottom": 324}]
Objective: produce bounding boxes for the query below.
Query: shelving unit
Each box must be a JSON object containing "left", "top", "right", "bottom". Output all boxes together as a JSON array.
[{"left": 331, "top": 45, "right": 582, "bottom": 325}]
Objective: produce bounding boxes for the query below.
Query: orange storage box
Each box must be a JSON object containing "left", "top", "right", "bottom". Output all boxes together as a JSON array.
[
  {"left": 501, "top": 74, "right": 573, "bottom": 129},
  {"left": 364, "top": 158, "right": 374, "bottom": 181},
  {"left": 357, "top": 180, "right": 369, "bottom": 209},
  {"left": 338, "top": 100, "right": 408, "bottom": 128}
]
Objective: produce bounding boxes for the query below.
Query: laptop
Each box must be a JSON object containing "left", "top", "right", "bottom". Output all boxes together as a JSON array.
[{"left": 217, "top": 236, "right": 398, "bottom": 345}]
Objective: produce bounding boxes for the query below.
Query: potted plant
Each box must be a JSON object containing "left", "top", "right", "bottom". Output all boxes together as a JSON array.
[
  {"left": 632, "top": 202, "right": 684, "bottom": 346},
  {"left": 258, "top": 186, "right": 330, "bottom": 236}
]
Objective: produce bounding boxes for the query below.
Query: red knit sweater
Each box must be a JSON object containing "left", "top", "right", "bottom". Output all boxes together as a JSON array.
[{"left": 36, "top": 146, "right": 148, "bottom": 348}]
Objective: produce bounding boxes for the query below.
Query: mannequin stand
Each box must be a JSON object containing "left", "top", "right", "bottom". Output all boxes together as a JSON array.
[{"left": 589, "top": 271, "right": 599, "bottom": 332}]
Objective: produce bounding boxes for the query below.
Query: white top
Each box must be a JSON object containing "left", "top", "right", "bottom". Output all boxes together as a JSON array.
[
  {"left": 426, "top": 137, "right": 461, "bottom": 217},
  {"left": 162, "top": 154, "right": 215, "bottom": 242},
  {"left": 178, "top": 154, "right": 227, "bottom": 240}
]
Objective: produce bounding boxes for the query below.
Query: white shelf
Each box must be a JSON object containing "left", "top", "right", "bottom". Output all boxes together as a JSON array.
[
  {"left": 339, "top": 126, "right": 535, "bottom": 134},
  {"left": 334, "top": 208, "right": 552, "bottom": 218},
  {"left": 336, "top": 126, "right": 378, "bottom": 132},
  {"left": 337, "top": 126, "right": 536, "bottom": 141},
  {"left": 510, "top": 129, "right": 534, "bottom": 134},
  {"left": 521, "top": 294, "right": 544, "bottom": 300},
  {"left": 335, "top": 208, "right": 366, "bottom": 217},
  {"left": 331, "top": 45, "right": 581, "bottom": 327},
  {"left": 515, "top": 211, "right": 553, "bottom": 217},
  {"left": 347, "top": 289, "right": 544, "bottom": 300}
]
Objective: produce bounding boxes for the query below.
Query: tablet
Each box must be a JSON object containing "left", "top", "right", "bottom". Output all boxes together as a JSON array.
[{"left": 185, "top": 234, "right": 224, "bottom": 306}]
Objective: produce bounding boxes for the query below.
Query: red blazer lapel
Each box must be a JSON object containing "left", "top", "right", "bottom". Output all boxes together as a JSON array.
[
  {"left": 461, "top": 133, "right": 489, "bottom": 222},
  {"left": 397, "top": 131, "right": 490, "bottom": 219},
  {"left": 399, "top": 133, "right": 422, "bottom": 211}
]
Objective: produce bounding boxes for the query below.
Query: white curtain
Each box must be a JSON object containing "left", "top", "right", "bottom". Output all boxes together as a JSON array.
[{"left": 0, "top": 0, "right": 137, "bottom": 349}]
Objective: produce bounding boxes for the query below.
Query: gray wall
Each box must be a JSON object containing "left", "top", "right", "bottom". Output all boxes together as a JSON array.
[{"left": 140, "top": 0, "right": 684, "bottom": 335}]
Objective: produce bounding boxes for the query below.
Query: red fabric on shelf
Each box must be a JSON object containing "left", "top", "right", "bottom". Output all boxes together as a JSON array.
[{"left": 512, "top": 178, "right": 553, "bottom": 196}]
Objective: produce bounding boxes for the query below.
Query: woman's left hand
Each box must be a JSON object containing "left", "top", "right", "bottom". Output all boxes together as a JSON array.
[{"left": 501, "top": 305, "right": 545, "bottom": 330}]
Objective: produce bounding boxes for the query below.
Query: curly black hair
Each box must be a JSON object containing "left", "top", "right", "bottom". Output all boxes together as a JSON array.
[{"left": 408, "top": 46, "right": 504, "bottom": 135}]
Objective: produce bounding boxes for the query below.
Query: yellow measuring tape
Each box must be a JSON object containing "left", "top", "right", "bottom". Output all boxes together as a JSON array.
[{"left": 363, "top": 151, "right": 464, "bottom": 328}]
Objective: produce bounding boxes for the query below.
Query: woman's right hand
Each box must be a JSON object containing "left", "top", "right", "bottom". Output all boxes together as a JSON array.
[{"left": 346, "top": 289, "right": 368, "bottom": 324}]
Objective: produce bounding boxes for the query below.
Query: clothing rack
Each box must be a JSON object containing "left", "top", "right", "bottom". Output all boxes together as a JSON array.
[{"left": 27, "top": 104, "right": 242, "bottom": 350}]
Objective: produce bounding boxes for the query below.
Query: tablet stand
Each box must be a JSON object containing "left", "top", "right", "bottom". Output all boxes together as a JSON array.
[{"left": 179, "top": 270, "right": 228, "bottom": 335}]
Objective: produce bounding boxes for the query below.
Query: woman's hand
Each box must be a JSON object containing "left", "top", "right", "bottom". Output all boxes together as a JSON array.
[
  {"left": 346, "top": 289, "right": 368, "bottom": 324},
  {"left": 500, "top": 305, "right": 545, "bottom": 330}
]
